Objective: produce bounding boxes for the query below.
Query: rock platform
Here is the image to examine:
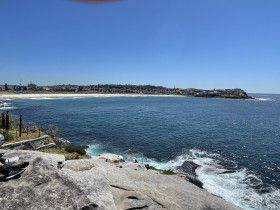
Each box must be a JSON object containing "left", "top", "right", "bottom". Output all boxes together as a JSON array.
[{"left": 0, "top": 149, "right": 242, "bottom": 210}]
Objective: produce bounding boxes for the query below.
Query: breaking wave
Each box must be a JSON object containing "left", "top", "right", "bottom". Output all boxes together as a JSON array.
[
  {"left": 29, "top": 97, "right": 63, "bottom": 100},
  {"left": 257, "top": 98, "right": 271, "bottom": 101},
  {"left": 87, "top": 146, "right": 280, "bottom": 210},
  {"left": 0, "top": 107, "right": 16, "bottom": 110}
]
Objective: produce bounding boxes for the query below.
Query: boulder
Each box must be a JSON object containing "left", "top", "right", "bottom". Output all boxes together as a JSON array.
[{"left": 53, "top": 138, "right": 71, "bottom": 146}]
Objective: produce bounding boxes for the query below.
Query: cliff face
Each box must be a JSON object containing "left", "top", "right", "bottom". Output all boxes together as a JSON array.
[{"left": 0, "top": 150, "right": 242, "bottom": 210}]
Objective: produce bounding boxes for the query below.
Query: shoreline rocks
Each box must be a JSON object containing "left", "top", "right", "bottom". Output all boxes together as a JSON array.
[
  {"left": 0, "top": 149, "right": 242, "bottom": 210},
  {"left": 176, "top": 161, "right": 204, "bottom": 188}
]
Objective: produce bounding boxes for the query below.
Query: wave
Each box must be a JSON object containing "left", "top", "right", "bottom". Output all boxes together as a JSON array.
[
  {"left": 186, "top": 150, "right": 280, "bottom": 210},
  {"left": 1, "top": 99, "right": 13, "bottom": 101},
  {"left": 0, "top": 106, "right": 16, "bottom": 110},
  {"left": 69, "top": 97, "right": 86, "bottom": 99},
  {"left": 87, "top": 145, "right": 280, "bottom": 210},
  {"left": 29, "top": 97, "right": 64, "bottom": 100},
  {"left": 257, "top": 98, "right": 271, "bottom": 101},
  {"left": 29, "top": 97, "right": 87, "bottom": 100}
]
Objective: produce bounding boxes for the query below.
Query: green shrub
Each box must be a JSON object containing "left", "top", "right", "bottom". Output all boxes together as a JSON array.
[
  {"left": 0, "top": 129, "right": 14, "bottom": 142},
  {"left": 145, "top": 164, "right": 175, "bottom": 175},
  {"left": 64, "top": 145, "right": 86, "bottom": 155}
]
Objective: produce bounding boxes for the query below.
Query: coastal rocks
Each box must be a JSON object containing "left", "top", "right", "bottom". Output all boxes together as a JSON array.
[
  {"left": 93, "top": 158, "right": 242, "bottom": 210},
  {"left": 110, "top": 187, "right": 162, "bottom": 209},
  {"left": 0, "top": 150, "right": 97, "bottom": 210},
  {"left": 63, "top": 160, "right": 116, "bottom": 209},
  {"left": 53, "top": 137, "right": 71, "bottom": 146},
  {"left": 37, "top": 143, "right": 56, "bottom": 150},
  {"left": 0, "top": 150, "right": 117, "bottom": 210},
  {"left": 176, "top": 161, "right": 204, "bottom": 188},
  {"left": 189, "top": 88, "right": 253, "bottom": 99},
  {"left": 0, "top": 149, "right": 242, "bottom": 210},
  {"left": 98, "top": 153, "right": 124, "bottom": 163}
]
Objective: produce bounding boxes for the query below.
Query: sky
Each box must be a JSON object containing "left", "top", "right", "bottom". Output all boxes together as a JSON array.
[{"left": 0, "top": 0, "right": 279, "bottom": 93}]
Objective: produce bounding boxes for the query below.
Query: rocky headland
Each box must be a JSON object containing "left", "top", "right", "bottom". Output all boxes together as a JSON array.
[
  {"left": 1, "top": 83, "right": 253, "bottom": 100},
  {"left": 0, "top": 149, "right": 242, "bottom": 210}
]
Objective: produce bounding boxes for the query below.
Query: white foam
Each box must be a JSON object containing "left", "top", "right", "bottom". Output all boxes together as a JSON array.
[
  {"left": 29, "top": 97, "right": 63, "bottom": 100},
  {"left": 184, "top": 149, "right": 280, "bottom": 210},
  {"left": 196, "top": 166, "right": 280, "bottom": 209},
  {"left": 70, "top": 97, "right": 86, "bottom": 99},
  {"left": 0, "top": 107, "right": 16, "bottom": 110},
  {"left": 0, "top": 103, "right": 16, "bottom": 110},
  {"left": 86, "top": 146, "right": 280, "bottom": 209},
  {"left": 257, "top": 98, "right": 271, "bottom": 101}
]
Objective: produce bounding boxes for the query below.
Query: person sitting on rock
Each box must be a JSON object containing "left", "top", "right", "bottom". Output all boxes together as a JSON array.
[{"left": 0, "top": 154, "right": 29, "bottom": 180}]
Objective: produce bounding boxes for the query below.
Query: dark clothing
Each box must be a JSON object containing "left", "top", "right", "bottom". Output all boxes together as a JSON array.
[
  {"left": 0, "top": 157, "right": 16, "bottom": 176},
  {"left": 0, "top": 157, "right": 6, "bottom": 164}
]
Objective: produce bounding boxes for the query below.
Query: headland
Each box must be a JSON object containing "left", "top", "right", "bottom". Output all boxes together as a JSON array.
[{"left": 0, "top": 83, "right": 253, "bottom": 99}]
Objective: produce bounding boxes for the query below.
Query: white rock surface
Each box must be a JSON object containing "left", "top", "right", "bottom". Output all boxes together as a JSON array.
[{"left": 0, "top": 149, "right": 242, "bottom": 210}]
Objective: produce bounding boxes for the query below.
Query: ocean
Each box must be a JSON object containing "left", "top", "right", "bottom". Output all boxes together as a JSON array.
[{"left": 1, "top": 94, "right": 280, "bottom": 210}]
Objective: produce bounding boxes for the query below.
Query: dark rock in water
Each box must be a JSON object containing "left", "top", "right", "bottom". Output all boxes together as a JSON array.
[
  {"left": 188, "top": 178, "right": 203, "bottom": 189},
  {"left": 177, "top": 161, "right": 203, "bottom": 188},
  {"left": 222, "top": 170, "right": 235, "bottom": 174},
  {"left": 177, "top": 161, "right": 200, "bottom": 178}
]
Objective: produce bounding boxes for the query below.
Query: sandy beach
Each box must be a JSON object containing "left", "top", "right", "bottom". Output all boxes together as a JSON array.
[{"left": 0, "top": 93, "right": 182, "bottom": 99}]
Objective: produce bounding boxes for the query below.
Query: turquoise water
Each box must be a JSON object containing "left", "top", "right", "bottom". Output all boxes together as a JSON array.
[{"left": 1, "top": 94, "right": 280, "bottom": 209}]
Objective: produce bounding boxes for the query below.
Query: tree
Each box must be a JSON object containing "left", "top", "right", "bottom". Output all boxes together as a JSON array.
[
  {"left": 4, "top": 83, "right": 8, "bottom": 91},
  {"left": 46, "top": 125, "right": 61, "bottom": 139},
  {"left": 28, "top": 82, "right": 37, "bottom": 91}
]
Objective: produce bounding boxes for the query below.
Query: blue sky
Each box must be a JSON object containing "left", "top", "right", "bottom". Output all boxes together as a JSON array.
[{"left": 0, "top": 0, "right": 279, "bottom": 93}]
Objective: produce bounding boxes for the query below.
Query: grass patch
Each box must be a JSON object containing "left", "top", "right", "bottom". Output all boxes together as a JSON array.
[
  {"left": 65, "top": 145, "right": 86, "bottom": 155},
  {"left": 145, "top": 164, "right": 175, "bottom": 175},
  {"left": 1, "top": 128, "right": 46, "bottom": 144},
  {"left": 40, "top": 147, "right": 91, "bottom": 160},
  {"left": 0, "top": 129, "right": 14, "bottom": 141}
]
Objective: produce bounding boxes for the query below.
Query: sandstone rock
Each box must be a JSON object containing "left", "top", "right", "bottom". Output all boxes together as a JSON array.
[
  {"left": 54, "top": 138, "right": 71, "bottom": 146},
  {"left": 0, "top": 149, "right": 116, "bottom": 210},
  {"left": 0, "top": 149, "right": 243, "bottom": 210},
  {"left": 98, "top": 154, "right": 123, "bottom": 161}
]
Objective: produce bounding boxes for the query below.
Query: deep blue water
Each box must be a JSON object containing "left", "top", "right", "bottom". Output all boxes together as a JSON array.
[{"left": 1, "top": 94, "right": 280, "bottom": 210}]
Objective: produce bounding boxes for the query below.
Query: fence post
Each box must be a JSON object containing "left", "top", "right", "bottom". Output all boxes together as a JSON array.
[
  {"left": 19, "top": 115, "right": 22, "bottom": 137},
  {"left": 6, "top": 111, "right": 9, "bottom": 130},
  {"left": 1, "top": 113, "right": 5, "bottom": 129}
]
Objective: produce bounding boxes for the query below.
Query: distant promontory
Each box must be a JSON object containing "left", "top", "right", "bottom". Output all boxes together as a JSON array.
[{"left": 0, "top": 83, "right": 253, "bottom": 99}]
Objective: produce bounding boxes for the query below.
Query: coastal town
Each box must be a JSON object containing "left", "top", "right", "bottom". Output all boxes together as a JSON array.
[{"left": 0, "top": 82, "right": 252, "bottom": 99}]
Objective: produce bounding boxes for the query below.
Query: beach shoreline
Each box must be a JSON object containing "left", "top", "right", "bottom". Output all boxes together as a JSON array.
[{"left": 0, "top": 93, "right": 182, "bottom": 99}]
